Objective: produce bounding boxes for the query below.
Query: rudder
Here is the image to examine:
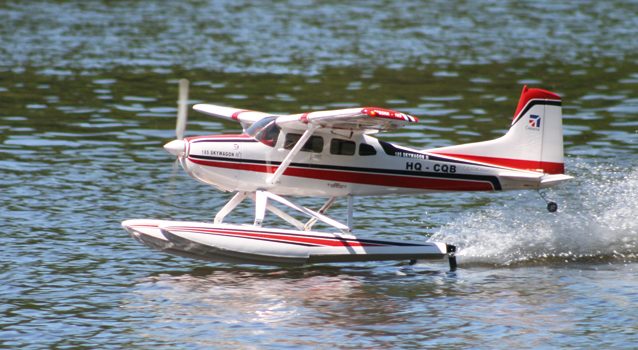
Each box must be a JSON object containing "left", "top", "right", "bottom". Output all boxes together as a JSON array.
[{"left": 429, "top": 86, "right": 564, "bottom": 174}]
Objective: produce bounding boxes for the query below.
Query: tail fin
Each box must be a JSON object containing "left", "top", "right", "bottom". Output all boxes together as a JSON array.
[{"left": 430, "top": 86, "right": 564, "bottom": 174}]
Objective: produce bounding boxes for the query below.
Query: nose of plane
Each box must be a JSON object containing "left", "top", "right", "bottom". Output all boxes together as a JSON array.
[{"left": 164, "top": 139, "right": 186, "bottom": 157}]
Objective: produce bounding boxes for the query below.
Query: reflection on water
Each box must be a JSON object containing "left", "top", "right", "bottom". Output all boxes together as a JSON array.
[
  {"left": 124, "top": 264, "right": 638, "bottom": 348},
  {"left": 125, "top": 266, "right": 457, "bottom": 348},
  {"left": 128, "top": 267, "right": 372, "bottom": 348}
]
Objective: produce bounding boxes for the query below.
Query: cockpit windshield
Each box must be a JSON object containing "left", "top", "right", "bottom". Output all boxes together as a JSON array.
[{"left": 246, "top": 116, "right": 280, "bottom": 147}]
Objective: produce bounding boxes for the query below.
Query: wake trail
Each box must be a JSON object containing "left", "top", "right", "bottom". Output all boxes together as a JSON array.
[{"left": 430, "top": 161, "right": 638, "bottom": 266}]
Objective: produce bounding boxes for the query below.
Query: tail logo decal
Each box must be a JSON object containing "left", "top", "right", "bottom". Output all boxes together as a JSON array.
[{"left": 527, "top": 114, "right": 541, "bottom": 129}]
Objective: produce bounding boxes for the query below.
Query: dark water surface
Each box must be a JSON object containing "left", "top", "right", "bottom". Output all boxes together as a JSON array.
[{"left": 1, "top": 1, "right": 637, "bottom": 349}]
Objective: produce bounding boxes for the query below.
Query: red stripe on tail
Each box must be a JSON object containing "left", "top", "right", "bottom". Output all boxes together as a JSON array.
[
  {"left": 433, "top": 152, "right": 564, "bottom": 174},
  {"left": 513, "top": 85, "right": 561, "bottom": 121}
]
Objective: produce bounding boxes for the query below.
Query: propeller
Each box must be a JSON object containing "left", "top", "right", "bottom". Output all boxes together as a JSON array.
[
  {"left": 176, "top": 78, "right": 189, "bottom": 140},
  {"left": 164, "top": 78, "right": 190, "bottom": 202},
  {"left": 164, "top": 79, "right": 189, "bottom": 158}
]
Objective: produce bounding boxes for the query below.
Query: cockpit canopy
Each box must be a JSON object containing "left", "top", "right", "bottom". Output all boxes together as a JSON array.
[{"left": 246, "top": 116, "right": 280, "bottom": 147}]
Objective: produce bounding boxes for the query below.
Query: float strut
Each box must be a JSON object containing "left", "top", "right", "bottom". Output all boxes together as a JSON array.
[{"left": 446, "top": 244, "right": 457, "bottom": 271}]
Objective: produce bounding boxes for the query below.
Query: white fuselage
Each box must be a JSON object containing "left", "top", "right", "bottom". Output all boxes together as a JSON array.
[{"left": 179, "top": 130, "right": 546, "bottom": 197}]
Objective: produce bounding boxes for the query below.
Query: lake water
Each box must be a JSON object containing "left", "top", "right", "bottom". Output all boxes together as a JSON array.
[{"left": 1, "top": 1, "right": 637, "bottom": 349}]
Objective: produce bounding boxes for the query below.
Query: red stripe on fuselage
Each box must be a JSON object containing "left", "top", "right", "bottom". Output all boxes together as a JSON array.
[
  {"left": 431, "top": 152, "right": 564, "bottom": 174},
  {"left": 188, "top": 158, "right": 495, "bottom": 191}
]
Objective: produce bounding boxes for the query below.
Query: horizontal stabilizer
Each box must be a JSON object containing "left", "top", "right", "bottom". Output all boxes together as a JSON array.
[
  {"left": 497, "top": 170, "right": 543, "bottom": 182},
  {"left": 540, "top": 174, "right": 574, "bottom": 188}
]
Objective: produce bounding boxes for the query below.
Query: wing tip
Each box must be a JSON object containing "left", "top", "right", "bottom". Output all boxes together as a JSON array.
[{"left": 362, "top": 107, "right": 419, "bottom": 123}]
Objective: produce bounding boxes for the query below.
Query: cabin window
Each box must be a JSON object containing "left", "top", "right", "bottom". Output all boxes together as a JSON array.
[
  {"left": 247, "top": 117, "right": 280, "bottom": 147},
  {"left": 378, "top": 140, "right": 398, "bottom": 155},
  {"left": 330, "top": 138, "right": 355, "bottom": 156},
  {"left": 284, "top": 133, "right": 324, "bottom": 153},
  {"left": 359, "top": 143, "right": 377, "bottom": 156}
]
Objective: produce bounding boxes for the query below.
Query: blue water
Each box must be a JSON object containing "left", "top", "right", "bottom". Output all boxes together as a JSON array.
[{"left": 1, "top": 1, "right": 637, "bottom": 348}]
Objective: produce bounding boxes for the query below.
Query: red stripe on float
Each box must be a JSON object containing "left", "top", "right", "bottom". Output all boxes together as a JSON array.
[{"left": 170, "top": 227, "right": 384, "bottom": 247}]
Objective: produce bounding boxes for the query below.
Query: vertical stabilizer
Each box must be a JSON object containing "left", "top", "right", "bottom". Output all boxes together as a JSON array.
[{"left": 429, "top": 86, "right": 564, "bottom": 174}]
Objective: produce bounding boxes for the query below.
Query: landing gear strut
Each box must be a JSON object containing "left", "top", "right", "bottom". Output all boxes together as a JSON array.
[{"left": 538, "top": 191, "right": 558, "bottom": 213}]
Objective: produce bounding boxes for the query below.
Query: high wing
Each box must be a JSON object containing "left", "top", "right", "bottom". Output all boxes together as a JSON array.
[
  {"left": 193, "top": 104, "right": 276, "bottom": 129},
  {"left": 275, "top": 107, "right": 419, "bottom": 134},
  {"left": 194, "top": 104, "right": 419, "bottom": 134}
]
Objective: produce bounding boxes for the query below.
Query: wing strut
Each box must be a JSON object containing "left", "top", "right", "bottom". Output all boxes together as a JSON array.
[{"left": 268, "top": 124, "right": 318, "bottom": 185}]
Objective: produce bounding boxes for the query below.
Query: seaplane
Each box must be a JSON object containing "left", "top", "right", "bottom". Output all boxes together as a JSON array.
[{"left": 122, "top": 80, "right": 572, "bottom": 270}]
